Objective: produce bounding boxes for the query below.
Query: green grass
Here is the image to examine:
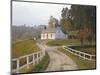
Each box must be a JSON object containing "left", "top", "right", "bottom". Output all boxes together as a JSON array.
[
  {"left": 58, "top": 48, "right": 96, "bottom": 69},
  {"left": 46, "top": 39, "right": 95, "bottom": 46},
  {"left": 46, "top": 39, "right": 81, "bottom": 46},
  {"left": 19, "top": 52, "right": 49, "bottom": 73},
  {"left": 75, "top": 47, "right": 95, "bottom": 55},
  {"left": 12, "top": 39, "right": 40, "bottom": 58},
  {"left": 32, "top": 52, "right": 49, "bottom": 72},
  {"left": 19, "top": 63, "right": 34, "bottom": 73},
  {"left": 68, "top": 45, "right": 96, "bottom": 55}
]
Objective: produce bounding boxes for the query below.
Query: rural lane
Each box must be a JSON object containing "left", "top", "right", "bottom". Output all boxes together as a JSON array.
[{"left": 37, "top": 40, "right": 78, "bottom": 72}]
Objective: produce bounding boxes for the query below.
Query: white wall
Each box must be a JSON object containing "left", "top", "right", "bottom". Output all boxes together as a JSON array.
[
  {"left": 41, "top": 33, "right": 55, "bottom": 39},
  {"left": 41, "top": 33, "right": 47, "bottom": 39},
  {"left": 48, "top": 33, "right": 51, "bottom": 39},
  {"left": 51, "top": 33, "right": 56, "bottom": 39},
  {"left": 41, "top": 34, "right": 43, "bottom": 39}
]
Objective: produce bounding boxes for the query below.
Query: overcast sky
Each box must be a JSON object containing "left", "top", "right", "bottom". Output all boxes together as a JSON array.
[{"left": 12, "top": 1, "right": 71, "bottom": 26}]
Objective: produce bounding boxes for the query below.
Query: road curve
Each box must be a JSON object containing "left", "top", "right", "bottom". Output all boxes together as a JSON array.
[{"left": 37, "top": 40, "right": 78, "bottom": 72}]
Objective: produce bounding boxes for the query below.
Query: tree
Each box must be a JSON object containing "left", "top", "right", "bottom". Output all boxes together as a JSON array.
[
  {"left": 60, "top": 5, "right": 96, "bottom": 45},
  {"left": 69, "top": 5, "right": 96, "bottom": 45},
  {"left": 60, "top": 7, "right": 74, "bottom": 33}
]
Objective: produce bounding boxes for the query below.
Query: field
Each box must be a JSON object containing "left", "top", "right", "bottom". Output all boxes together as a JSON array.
[
  {"left": 58, "top": 48, "right": 96, "bottom": 69},
  {"left": 12, "top": 39, "right": 40, "bottom": 58},
  {"left": 12, "top": 39, "right": 49, "bottom": 73},
  {"left": 69, "top": 45, "right": 96, "bottom": 55},
  {"left": 78, "top": 48, "right": 96, "bottom": 55},
  {"left": 46, "top": 39, "right": 96, "bottom": 46},
  {"left": 46, "top": 39, "right": 80, "bottom": 46}
]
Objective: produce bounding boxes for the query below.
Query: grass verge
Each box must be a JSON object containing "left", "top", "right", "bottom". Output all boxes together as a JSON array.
[
  {"left": 12, "top": 39, "right": 40, "bottom": 58},
  {"left": 32, "top": 52, "right": 49, "bottom": 72},
  {"left": 58, "top": 48, "right": 96, "bottom": 69},
  {"left": 46, "top": 39, "right": 95, "bottom": 46},
  {"left": 69, "top": 45, "right": 96, "bottom": 55},
  {"left": 19, "top": 52, "right": 49, "bottom": 73}
]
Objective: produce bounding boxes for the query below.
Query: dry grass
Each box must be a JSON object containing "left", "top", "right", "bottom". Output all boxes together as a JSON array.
[
  {"left": 12, "top": 39, "right": 40, "bottom": 58},
  {"left": 58, "top": 48, "right": 96, "bottom": 69},
  {"left": 46, "top": 39, "right": 81, "bottom": 46}
]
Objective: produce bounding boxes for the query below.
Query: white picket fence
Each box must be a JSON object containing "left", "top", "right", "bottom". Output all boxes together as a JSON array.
[
  {"left": 12, "top": 50, "right": 45, "bottom": 73},
  {"left": 62, "top": 45, "right": 96, "bottom": 61}
]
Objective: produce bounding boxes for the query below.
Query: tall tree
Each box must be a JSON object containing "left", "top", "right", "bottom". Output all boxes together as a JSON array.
[
  {"left": 60, "top": 7, "right": 74, "bottom": 33},
  {"left": 60, "top": 5, "right": 96, "bottom": 45},
  {"left": 69, "top": 5, "right": 96, "bottom": 45}
]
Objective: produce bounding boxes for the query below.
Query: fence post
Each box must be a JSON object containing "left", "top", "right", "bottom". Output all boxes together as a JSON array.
[
  {"left": 78, "top": 52, "right": 81, "bottom": 57},
  {"left": 36, "top": 52, "right": 39, "bottom": 64},
  {"left": 16, "top": 59, "right": 19, "bottom": 73},
  {"left": 41, "top": 51, "right": 43, "bottom": 59},
  {"left": 12, "top": 50, "right": 48, "bottom": 73},
  {"left": 39, "top": 52, "right": 42, "bottom": 61},
  {"left": 63, "top": 46, "right": 96, "bottom": 61},
  {"left": 27, "top": 56, "right": 29, "bottom": 69},
  {"left": 43, "top": 50, "right": 45, "bottom": 56},
  {"left": 90, "top": 55, "right": 92, "bottom": 60},
  {"left": 33, "top": 53, "right": 35, "bottom": 65},
  {"left": 83, "top": 53, "right": 86, "bottom": 59}
]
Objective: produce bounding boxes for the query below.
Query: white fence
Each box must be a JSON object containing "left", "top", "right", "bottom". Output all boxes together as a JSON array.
[
  {"left": 62, "top": 46, "right": 96, "bottom": 61},
  {"left": 12, "top": 50, "right": 45, "bottom": 73}
]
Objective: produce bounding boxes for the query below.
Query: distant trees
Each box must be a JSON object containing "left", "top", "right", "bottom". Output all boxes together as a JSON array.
[
  {"left": 60, "top": 5, "right": 96, "bottom": 46},
  {"left": 12, "top": 25, "right": 46, "bottom": 42}
]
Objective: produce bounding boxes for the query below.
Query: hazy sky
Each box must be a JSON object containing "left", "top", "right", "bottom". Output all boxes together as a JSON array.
[{"left": 12, "top": 1, "right": 71, "bottom": 26}]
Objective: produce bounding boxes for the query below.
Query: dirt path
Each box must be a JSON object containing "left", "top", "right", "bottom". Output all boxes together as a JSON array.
[{"left": 37, "top": 40, "right": 78, "bottom": 72}]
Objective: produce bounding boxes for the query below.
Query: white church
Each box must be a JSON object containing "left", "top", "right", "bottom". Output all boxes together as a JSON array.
[
  {"left": 41, "top": 27, "right": 66, "bottom": 40},
  {"left": 41, "top": 16, "right": 67, "bottom": 40}
]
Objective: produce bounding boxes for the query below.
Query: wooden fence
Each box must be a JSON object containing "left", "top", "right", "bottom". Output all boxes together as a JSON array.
[
  {"left": 12, "top": 50, "right": 45, "bottom": 73},
  {"left": 62, "top": 45, "right": 96, "bottom": 61}
]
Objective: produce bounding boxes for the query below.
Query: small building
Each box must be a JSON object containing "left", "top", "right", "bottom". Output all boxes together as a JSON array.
[{"left": 41, "top": 27, "right": 66, "bottom": 40}]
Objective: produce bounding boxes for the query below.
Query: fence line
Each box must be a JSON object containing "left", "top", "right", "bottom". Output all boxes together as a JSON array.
[
  {"left": 62, "top": 45, "right": 96, "bottom": 61},
  {"left": 12, "top": 50, "right": 45, "bottom": 73}
]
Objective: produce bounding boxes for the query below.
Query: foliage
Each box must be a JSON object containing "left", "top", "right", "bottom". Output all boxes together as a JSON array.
[
  {"left": 60, "top": 18, "right": 73, "bottom": 33},
  {"left": 12, "top": 25, "right": 46, "bottom": 41},
  {"left": 60, "top": 5, "right": 96, "bottom": 45},
  {"left": 60, "top": 7, "right": 74, "bottom": 33},
  {"left": 70, "top": 5, "right": 96, "bottom": 30}
]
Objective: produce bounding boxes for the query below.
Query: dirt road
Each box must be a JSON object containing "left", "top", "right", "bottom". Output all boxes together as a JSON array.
[{"left": 37, "top": 40, "right": 78, "bottom": 72}]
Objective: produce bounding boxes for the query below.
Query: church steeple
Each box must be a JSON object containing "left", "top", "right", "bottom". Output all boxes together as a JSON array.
[{"left": 48, "top": 16, "right": 59, "bottom": 28}]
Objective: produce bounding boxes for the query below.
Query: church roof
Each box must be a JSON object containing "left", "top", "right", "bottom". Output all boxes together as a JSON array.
[
  {"left": 42, "top": 28, "right": 56, "bottom": 33},
  {"left": 42, "top": 27, "right": 61, "bottom": 33}
]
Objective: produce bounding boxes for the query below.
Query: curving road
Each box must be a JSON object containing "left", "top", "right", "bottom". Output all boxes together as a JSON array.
[{"left": 37, "top": 40, "right": 78, "bottom": 72}]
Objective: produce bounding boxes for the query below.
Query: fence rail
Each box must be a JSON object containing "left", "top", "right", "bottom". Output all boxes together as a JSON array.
[
  {"left": 62, "top": 45, "right": 96, "bottom": 61},
  {"left": 12, "top": 50, "right": 45, "bottom": 73}
]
